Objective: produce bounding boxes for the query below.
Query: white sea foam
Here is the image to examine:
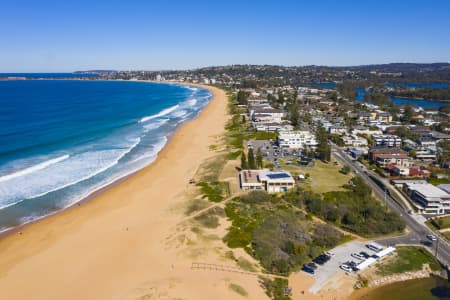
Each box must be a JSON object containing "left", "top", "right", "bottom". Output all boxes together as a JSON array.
[
  {"left": 128, "top": 136, "right": 168, "bottom": 164},
  {"left": 139, "top": 105, "right": 179, "bottom": 123},
  {"left": 170, "top": 110, "right": 188, "bottom": 118},
  {"left": 143, "top": 118, "right": 169, "bottom": 131},
  {"left": 0, "top": 138, "right": 140, "bottom": 210},
  {"left": 185, "top": 98, "right": 197, "bottom": 106},
  {"left": 0, "top": 155, "right": 70, "bottom": 183}
]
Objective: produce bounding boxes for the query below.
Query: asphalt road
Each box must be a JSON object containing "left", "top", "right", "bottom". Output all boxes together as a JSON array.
[{"left": 331, "top": 144, "right": 450, "bottom": 267}]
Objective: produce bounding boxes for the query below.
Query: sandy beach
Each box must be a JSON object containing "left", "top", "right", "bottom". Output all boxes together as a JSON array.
[{"left": 0, "top": 84, "right": 268, "bottom": 299}]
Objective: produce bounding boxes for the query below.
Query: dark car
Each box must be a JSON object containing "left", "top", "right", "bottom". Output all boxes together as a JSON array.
[
  {"left": 359, "top": 251, "right": 370, "bottom": 259},
  {"left": 302, "top": 265, "right": 315, "bottom": 274},
  {"left": 305, "top": 262, "right": 318, "bottom": 270},
  {"left": 421, "top": 240, "right": 433, "bottom": 247},
  {"left": 313, "top": 254, "right": 331, "bottom": 265}
]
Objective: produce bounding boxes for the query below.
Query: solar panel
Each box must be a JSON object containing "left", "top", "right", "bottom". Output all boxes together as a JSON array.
[{"left": 266, "top": 173, "right": 291, "bottom": 179}]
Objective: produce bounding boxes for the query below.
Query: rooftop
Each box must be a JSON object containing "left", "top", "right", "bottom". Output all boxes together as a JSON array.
[
  {"left": 259, "top": 171, "right": 294, "bottom": 182},
  {"left": 405, "top": 182, "right": 450, "bottom": 198}
]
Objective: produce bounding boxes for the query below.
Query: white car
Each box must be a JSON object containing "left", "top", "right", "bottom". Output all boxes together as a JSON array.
[
  {"left": 340, "top": 264, "right": 352, "bottom": 272},
  {"left": 427, "top": 234, "right": 437, "bottom": 241}
]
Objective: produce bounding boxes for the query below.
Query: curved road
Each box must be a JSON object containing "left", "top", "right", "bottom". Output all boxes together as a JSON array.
[{"left": 331, "top": 144, "right": 450, "bottom": 267}]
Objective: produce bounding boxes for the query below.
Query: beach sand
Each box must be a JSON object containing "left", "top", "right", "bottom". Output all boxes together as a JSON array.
[{"left": 0, "top": 84, "right": 268, "bottom": 299}]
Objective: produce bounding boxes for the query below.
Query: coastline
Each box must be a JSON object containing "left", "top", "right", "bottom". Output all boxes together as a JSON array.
[
  {"left": 0, "top": 83, "right": 270, "bottom": 300},
  {"left": 0, "top": 80, "right": 212, "bottom": 238}
]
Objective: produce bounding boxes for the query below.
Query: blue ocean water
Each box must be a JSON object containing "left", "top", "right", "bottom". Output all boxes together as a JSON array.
[
  {"left": 355, "top": 87, "right": 448, "bottom": 108},
  {"left": 0, "top": 73, "right": 98, "bottom": 79},
  {"left": 0, "top": 80, "right": 211, "bottom": 231}
]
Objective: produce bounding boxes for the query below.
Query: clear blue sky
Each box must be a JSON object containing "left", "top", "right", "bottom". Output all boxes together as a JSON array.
[{"left": 1, "top": 0, "right": 449, "bottom": 72}]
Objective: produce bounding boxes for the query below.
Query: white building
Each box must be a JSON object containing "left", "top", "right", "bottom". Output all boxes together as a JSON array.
[
  {"left": 403, "top": 182, "right": 450, "bottom": 214},
  {"left": 277, "top": 130, "right": 318, "bottom": 149},
  {"left": 350, "top": 126, "right": 382, "bottom": 136},
  {"left": 372, "top": 134, "right": 402, "bottom": 148},
  {"left": 328, "top": 126, "right": 347, "bottom": 135},
  {"left": 342, "top": 135, "right": 368, "bottom": 147},
  {"left": 253, "top": 122, "right": 293, "bottom": 132},
  {"left": 239, "top": 170, "right": 295, "bottom": 193},
  {"left": 259, "top": 171, "right": 296, "bottom": 193},
  {"left": 251, "top": 108, "right": 285, "bottom": 123}
]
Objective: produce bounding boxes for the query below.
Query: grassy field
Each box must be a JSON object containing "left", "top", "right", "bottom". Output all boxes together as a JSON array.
[
  {"left": 376, "top": 246, "right": 442, "bottom": 276},
  {"left": 442, "top": 231, "right": 450, "bottom": 242},
  {"left": 279, "top": 159, "right": 353, "bottom": 193},
  {"left": 425, "top": 215, "right": 450, "bottom": 230}
]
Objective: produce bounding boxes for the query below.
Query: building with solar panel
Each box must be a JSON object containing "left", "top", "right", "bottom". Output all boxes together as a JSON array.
[{"left": 239, "top": 170, "right": 296, "bottom": 193}]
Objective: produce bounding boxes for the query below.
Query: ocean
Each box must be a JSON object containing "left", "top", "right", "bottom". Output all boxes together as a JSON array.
[{"left": 0, "top": 79, "right": 211, "bottom": 232}]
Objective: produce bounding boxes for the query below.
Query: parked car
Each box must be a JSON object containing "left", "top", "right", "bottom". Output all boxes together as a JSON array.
[
  {"left": 302, "top": 265, "right": 315, "bottom": 274},
  {"left": 313, "top": 254, "right": 331, "bottom": 265},
  {"left": 340, "top": 264, "right": 352, "bottom": 272},
  {"left": 359, "top": 251, "right": 370, "bottom": 259},
  {"left": 427, "top": 234, "right": 437, "bottom": 241},
  {"left": 351, "top": 253, "right": 364, "bottom": 260},
  {"left": 305, "top": 262, "right": 317, "bottom": 270}
]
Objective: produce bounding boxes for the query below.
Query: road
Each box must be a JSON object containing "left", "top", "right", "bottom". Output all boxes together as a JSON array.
[{"left": 331, "top": 144, "right": 450, "bottom": 268}]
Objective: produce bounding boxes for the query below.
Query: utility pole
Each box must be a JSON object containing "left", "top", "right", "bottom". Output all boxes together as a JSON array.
[{"left": 384, "top": 187, "right": 387, "bottom": 205}]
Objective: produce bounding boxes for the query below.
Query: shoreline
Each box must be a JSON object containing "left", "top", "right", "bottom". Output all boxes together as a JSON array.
[
  {"left": 0, "top": 82, "right": 245, "bottom": 300},
  {"left": 0, "top": 80, "right": 212, "bottom": 239}
]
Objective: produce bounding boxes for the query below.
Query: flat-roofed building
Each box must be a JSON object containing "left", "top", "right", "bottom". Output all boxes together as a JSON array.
[
  {"left": 342, "top": 134, "right": 368, "bottom": 147},
  {"left": 239, "top": 170, "right": 295, "bottom": 193},
  {"left": 368, "top": 147, "right": 408, "bottom": 164},
  {"left": 375, "top": 155, "right": 410, "bottom": 168},
  {"left": 403, "top": 182, "right": 450, "bottom": 214},
  {"left": 438, "top": 184, "right": 450, "bottom": 195},
  {"left": 372, "top": 134, "right": 402, "bottom": 148},
  {"left": 239, "top": 170, "right": 264, "bottom": 191},
  {"left": 277, "top": 130, "right": 318, "bottom": 149},
  {"left": 259, "top": 171, "right": 296, "bottom": 193},
  {"left": 251, "top": 108, "right": 285, "bottom": 123}
]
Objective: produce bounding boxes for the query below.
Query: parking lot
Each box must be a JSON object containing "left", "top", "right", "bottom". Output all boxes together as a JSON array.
[
  {"left": 306, "top": 241, "right": 383, "bottom": 294},
  {"left": 248, "top": 139, "right": 303, "bottom": 170}
]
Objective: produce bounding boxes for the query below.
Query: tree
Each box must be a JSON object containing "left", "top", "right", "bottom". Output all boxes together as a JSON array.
[
  {"left": 237, "top": 90, "right": 249, "bottom": 105},
  {"left": 256, "top": 148, "right": 263, "bottom": 169},
  {"left": 289, "top": 104, "right": 300, "bottom": 127},
  {"left": 403, "top": 105, "right": 414, "bottom": 123},
  {"left": 316, "top": 126, "right": 331, "bottom": 162},
  {"left": 248, "top": 148, "right": 256, "bottom": 169},
  {"left": 437, "top": 140, "right": 450, "bottom": 166},
  {"left": 439, "top": 105, "right": 450, "bottom": 115},
  {"left": 241, "top": 152, "right": 248, "bottom": 170}
]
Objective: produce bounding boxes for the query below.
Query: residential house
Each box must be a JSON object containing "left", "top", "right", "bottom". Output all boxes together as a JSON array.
[
  {"left": 342, "top": 135, "right": 368, "bottom": 147},
  {"left": 372, "top": 134, "right": 402, "bottom": 148},
  {"left": 328, "top": 125, "right": 347, "bottom": 135},
  {"left": 368, "top": 147, "right": 409, "bottom": 168}
]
